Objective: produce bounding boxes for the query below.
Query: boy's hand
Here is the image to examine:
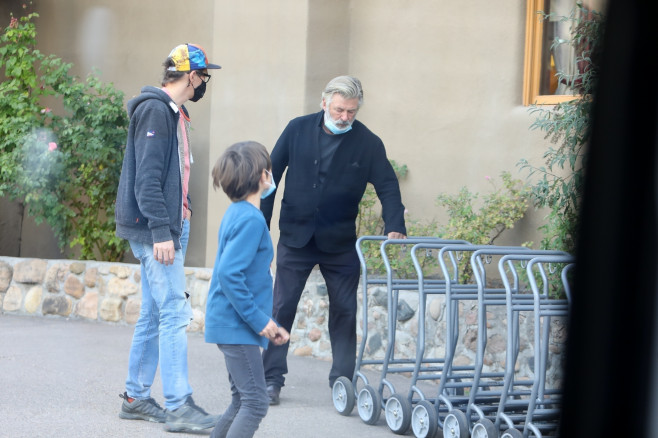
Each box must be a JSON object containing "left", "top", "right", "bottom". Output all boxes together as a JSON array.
[
  {"left": 259, "top": 320, "right": 290, "bottom": 345},
  {"left": 259, "top": 319, "right": 279, "bottom": 340}
]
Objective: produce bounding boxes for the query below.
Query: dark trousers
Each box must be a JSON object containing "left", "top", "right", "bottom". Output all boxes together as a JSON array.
[
  {"left": 262, "top": 238, "right": 361, "bottom": 389},
  {"left": 211, "top": 344, "right": 269, "bottom": 438}
]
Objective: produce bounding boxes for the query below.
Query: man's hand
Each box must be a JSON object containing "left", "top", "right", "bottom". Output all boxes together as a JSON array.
[
  {"left": 153, "top": 240, "right": 175, "bottom": 265},
  {"left": 271, "top": 326, "right": 290, "bottom": 346},
  {"left": 387, "top": 232, "right": 407, "bottom": 240}
]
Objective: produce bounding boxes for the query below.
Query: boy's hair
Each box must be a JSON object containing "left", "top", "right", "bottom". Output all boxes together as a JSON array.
[{"left": 212, "top": 141, "right": 272, "bottom": 202}]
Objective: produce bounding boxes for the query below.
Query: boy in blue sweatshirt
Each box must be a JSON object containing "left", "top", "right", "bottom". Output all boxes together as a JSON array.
[{"left": 206, "top": 141, "right": 290, "bottom": 438}]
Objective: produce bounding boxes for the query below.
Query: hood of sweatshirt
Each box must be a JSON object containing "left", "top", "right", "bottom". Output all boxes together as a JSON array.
[{"left": 126, "top": 86, "right": 179, "bottom": 118}]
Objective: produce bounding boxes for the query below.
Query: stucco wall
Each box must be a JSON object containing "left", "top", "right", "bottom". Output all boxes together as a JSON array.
[
  {"left": 0, "top": 0, "right": 216, "bottom": 266},
  {"left": 205, "top": 0, "right": 552, "bottom": 266},
  {"left": 347, "top": 1, "right": 549, "bottom": 238},
  {"left": 2, "top": 0, "right": 554, "bottom": 267}
]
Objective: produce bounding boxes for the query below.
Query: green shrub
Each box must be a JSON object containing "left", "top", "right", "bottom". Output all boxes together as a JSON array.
[
  {"left": 437, "top": 172, "right": 530, "bottom": 246},
  {"left": 436, "top": 172, "right": 531, "bottom": 283},
  {"left": 356, "top": 167, "right": 530, "bottom": 282},
  {"left": 0, "top": 13, "right": 129, "bottom": 261},
  {"left": 518, "top": 4, "right": 605, "bottom": 254}
]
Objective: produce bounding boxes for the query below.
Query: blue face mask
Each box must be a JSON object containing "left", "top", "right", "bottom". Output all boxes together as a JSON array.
[
  {"left": 324, "top": 111, "right": 352, "bottom": 135},
  {"left": 261, "top": 170, "right": 276, "bottom": 199}
]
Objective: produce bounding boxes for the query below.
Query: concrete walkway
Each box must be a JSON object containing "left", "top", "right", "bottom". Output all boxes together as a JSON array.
[{"left": 0, "top": 313, "right": 408, "bottom": 438}]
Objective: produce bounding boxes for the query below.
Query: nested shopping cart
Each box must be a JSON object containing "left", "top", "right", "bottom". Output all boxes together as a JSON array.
[
  {"left": 440, "top": 249, "right": 571, "bottom": 438},
  {"left": 332, "top": 235, "right": 387, "bottom": 417},
  {"left": 493, "top": 254, "right": 574, "bottom": 438},
  {"left": 378, "top": 239, "right": 471, "bottom": 435},
  {"left": 332, "top": 236, "right": 460, "bottom": 429},
  {"left": 409, "top": 245, "right": 538, "bottom": 438}
]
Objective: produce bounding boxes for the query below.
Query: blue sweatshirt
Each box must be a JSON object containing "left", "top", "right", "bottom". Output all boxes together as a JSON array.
[{"left": 205, "top": 201, "right": 274, "bottom": 348}]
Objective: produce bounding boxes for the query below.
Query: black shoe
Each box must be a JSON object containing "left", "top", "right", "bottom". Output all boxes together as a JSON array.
[
  {"left": 118, "top": 392, "right": 166, "bottom": 423},
  {"left": 267, "top": 385, "right": 280, "bottom": 406},
  {"left": 164, "top": 396, "right": 217, "bottom": 433}
]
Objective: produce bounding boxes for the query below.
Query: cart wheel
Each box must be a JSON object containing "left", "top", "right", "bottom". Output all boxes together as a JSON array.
[
  {"left": 442, "top": 409, "right": 468, "bottom": 438},
  {"left": 411, "top": 400, "right": 438, "bottom": 438},
  {"left": 332, "top": 376, "right": 355, "bottom": 416},
  {"left": 357, "top": 385, "right": 381, "bottom": 425},
  {"left": 500, "top": 428, "right": 523, "bottom": 438},
  {"left": 472, "top": 417, "right": 499, "bottom": 438},
  {"left": 385, "top": 393, "right": 412, "bottom": 435}
]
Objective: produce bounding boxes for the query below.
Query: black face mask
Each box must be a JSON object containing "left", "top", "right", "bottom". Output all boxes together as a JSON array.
[{"left": 189, "top": 78, "right": 206, "bottom": 102}]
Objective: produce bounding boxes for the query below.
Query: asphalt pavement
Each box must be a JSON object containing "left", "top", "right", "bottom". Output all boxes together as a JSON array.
[{"left": 0, "top": 313, "right": 409, "bottom": 438}]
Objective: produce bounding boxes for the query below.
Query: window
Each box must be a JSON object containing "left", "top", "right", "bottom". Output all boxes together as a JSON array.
[{"left": 523, "top": 0, "right": 604, "bottom": 105}]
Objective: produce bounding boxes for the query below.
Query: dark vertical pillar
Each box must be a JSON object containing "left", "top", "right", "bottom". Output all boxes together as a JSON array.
[{"left": 559, "top": 1, "right": 658, "bottom": 437}]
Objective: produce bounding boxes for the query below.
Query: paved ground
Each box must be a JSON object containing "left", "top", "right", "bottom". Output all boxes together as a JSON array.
[{"left": 0, "top": 313, "right": 426, "bottom": 438}]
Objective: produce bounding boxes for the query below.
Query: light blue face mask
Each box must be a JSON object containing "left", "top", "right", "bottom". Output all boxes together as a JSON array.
[
  {"left": 261, "top": 170, "right": 276, "bottom": 199},
  {"left": 324, "top": 111, "right": 352, "bottom": 135}
]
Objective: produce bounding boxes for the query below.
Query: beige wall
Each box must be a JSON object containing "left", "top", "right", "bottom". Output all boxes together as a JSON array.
[
  {"left": 2, "top": 0, "right": 216, "bottom": 266},
  {"left": 3, "top": 0, "right": 559, "bottom": 267},
  {"left": 347, "top": 0, "right": 551, "bottom": 247},
  {"left": 205, "top": 0, "right": 552, "bottom": 265}
]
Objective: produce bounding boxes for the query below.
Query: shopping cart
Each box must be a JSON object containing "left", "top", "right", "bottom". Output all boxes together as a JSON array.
[
  {"left": 495, "top": 254, "right": 574, "bottom": 438},
  {"left": 378, "top": 239, "right": 470, "bottom": 435},
  {"left": 412, "top": 245, "right": 537, "bottom": 438},
  {"left": 333, "top": 236, "right": 460, "bottom": 429}
]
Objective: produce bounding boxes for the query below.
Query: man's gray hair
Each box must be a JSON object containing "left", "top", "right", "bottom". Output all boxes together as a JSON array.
[{"left": 321, "top": 75, "right": 364, "bottom": 108}]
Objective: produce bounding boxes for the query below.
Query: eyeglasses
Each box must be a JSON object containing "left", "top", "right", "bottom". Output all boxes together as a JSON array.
[{"left": 196, "top": 71, "right": 211, "bottom": 83}]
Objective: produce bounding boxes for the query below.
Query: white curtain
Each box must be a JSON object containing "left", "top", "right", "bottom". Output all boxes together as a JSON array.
[
  {"left": 550, "top": 0, "right": 606, "bottom": 95},
  {"left": 550, "top": 0, "right": 578, "bottom": 95}
]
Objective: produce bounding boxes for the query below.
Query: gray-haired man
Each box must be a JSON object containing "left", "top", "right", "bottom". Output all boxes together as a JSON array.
[{"left": 260, "top": 75, "right": 407, "bottom": 404}]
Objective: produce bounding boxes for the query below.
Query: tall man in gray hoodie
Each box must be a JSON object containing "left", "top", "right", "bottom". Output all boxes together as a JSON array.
[{"left": 115, "top": 43, "right": 219, "bottom": 433}]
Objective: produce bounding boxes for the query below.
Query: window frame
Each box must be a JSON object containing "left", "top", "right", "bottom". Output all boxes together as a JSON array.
[{"left": 523, "top": 0, "right": 577, "bottom": 106}]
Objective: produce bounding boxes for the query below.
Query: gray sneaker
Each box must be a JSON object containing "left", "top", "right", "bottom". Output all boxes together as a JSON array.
[
  {"left": 119, "top": 392, "right": 166, "bottom": 423},
  {"left": 164, "top": 396, "right": 217, "bottom": 433}
]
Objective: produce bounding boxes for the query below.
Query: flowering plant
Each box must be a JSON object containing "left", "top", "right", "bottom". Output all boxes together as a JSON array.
[{"left": 0, "top": 12, "right": 129, "bottom": 261}]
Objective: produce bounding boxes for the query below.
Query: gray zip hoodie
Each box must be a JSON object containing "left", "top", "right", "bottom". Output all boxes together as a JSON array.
[{"left": 115, "top": 86, "right": 190, "bottom": 250}]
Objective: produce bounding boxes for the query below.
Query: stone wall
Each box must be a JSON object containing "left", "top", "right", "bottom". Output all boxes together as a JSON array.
[{"left": 0, "top": 256, "right": 567, "bottom": 388}]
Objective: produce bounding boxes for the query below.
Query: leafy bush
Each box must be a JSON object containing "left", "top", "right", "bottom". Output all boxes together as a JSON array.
[
  {"left": 436, "top": 172, "right": 530, "bottom": 246},
  {"left": 436, "top": 172, "right": 531, "bottom": 283},
  {"left": 0, "top": 13, "right": 129, "bottom": 261},
  {"left": 356, "top": 167, "right": 530, "bottom": 282},
  {"left": 518, "top": 4, "right": 605, "bottom": 253}
]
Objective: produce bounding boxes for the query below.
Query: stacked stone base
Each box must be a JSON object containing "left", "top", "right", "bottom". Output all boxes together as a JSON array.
[{"left": 0, "top": 256, "right": 566, "bottom": 388}]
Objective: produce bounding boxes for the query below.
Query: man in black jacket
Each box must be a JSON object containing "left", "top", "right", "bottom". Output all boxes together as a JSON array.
[{"left": 260, "top": 75, "right": 407, "bottom": 405}]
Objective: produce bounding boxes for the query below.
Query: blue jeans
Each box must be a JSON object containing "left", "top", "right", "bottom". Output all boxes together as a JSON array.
[
  {"left": 211, "top": 344, "right": 269, "bottom": 438},
  {"left": 125, "top": 220, "right": 193, "bottom": 410}
]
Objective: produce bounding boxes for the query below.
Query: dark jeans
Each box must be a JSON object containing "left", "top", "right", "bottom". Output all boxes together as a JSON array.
[
  {"left": 211, "top": 344, "right": 269, "bottom": 438},
  {"left": 262, "top": 239, "right": 361, "bottom": 389}
]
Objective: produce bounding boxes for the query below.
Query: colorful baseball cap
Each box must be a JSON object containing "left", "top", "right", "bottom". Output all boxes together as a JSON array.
[{"left": 166, "top": 43, "right": 221, "bottom": 71}]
